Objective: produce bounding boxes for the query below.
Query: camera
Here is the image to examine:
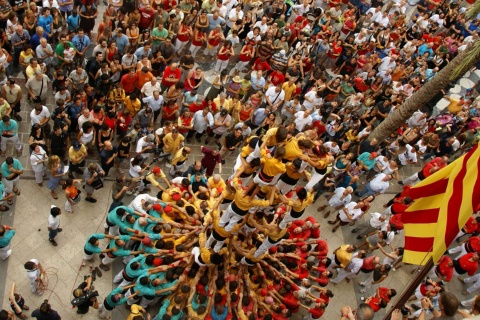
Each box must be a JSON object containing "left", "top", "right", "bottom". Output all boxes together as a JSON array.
[{"left": 71, "top": 275, "right": 99, "bottom": 307}]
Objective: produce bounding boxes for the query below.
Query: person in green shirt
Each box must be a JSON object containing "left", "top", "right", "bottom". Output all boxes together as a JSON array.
[
  {"left": 151, "top": 25, "right": 169, "bottom": 49},
  {"left": 55, "top": 34, "right": 75, "bottom": 66}
]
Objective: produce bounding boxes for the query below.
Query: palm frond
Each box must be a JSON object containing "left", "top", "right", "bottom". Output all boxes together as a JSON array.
[
  {"left": 451, "top": 39, "right": 480, "bottom": 80},
  {"left": 467, "top": 0, "right": 480, "bottom": 19}
]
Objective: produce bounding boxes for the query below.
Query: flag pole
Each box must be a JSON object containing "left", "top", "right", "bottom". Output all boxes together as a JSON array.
[{"left": 382, "top": 258, "right": 434, "bottom": 320}]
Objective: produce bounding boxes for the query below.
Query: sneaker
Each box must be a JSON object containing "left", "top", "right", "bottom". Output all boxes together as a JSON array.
[
  {"left": 2, "top": 249, "right": 12, "bottom": 260},
  {"left": 57, "top": 228, "right": 63, "bottom": 233},
  {"left": 85, "top": 197, "right": 97, "bottom": 203},
  {"left": 165, "top": 163, "right": 172, "bottom": 168},
  {"left": 49, "top": 239, "right": 58, "bottom": 246},
  {"left": 221, "top": 159, "right": 225, "bottom": 165},
  {"left": 359, "top": 289, "right": 366, "bottom": 293},
  {"left": 398, "top": 181, "right": 404, "bottom": 185},
  {"left": 13, "top": 114, "right": 22, "bottom": 121},
  {"left": 359, "top": 282, "right": 365, "bottom": 287}
]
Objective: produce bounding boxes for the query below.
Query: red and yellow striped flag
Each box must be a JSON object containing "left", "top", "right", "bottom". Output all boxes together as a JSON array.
[{"left": 402, "top": 144, "right": 480, "bottom": 265}]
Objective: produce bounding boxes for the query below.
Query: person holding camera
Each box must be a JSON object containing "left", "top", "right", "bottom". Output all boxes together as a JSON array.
[
  {"left": 83, "top": 163, "right": 105, "bottom": 203},
  {"left": 31, "top": 299, "right": 61, "bottom": 320},
  {"left": 72, "top": 275, "right": 99, "bottom": 315}
]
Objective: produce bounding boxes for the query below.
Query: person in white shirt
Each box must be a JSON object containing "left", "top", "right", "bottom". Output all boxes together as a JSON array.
[
  {"left": 293, "top": 110, "right": 313, "bottom": 132},
  {"left": 323, "top": 141, "right": 340, "bottom": 155},
  {"left": 319, "top": 186, "right": 353, "bottom": 218},
  {"left": 328, "top": 200, "right": 364, "bottom": 232},
  {"left": 141, "top": 77, "right": 161, "bottom": 97},
  {"left": 264, "top": 84, "right": 285, "bottom": 111},
  {"left": 30, "top": 143, "right": 47, "bottom": 186},
  {"left": 135, "top": 134, "right": 156, "bottom": 159},
  {"left": 377, "top": 55, "right": 397, "bottom": 73},
  {"left": 24, "top": 259, "right": 44, "bottom": 294},
  {"left": 226, "top": 31, "right": 240, "bottom": 48},
  {"left": 77, "top": 108, "right": 94, "bottom": 129},
  {"left": 398, "top": 144, "right": 418, "bottom": 166},
  {"left": 366, "top": 154, "right": 390, "bottom": 180},
  {"left": 352, "top": 212, "right": 389, "bottom": 237},
  {"left": 303, "top": 90, "right": 323, "bottom": 111},
  {"left": 331, "top": 251, "right": 366, "bottom": 284},
  {"left": 191, "top": 108, "right": 214, "bottom": 143},
  {"left": 30, "top": 103, "right": 51, "bottom": 127},
  {"left": 375, "top": 12, "right": 390, "bottom": 28},
  {"left": 128, "top": 193, "right": 159, "bottom": 215},
  {"left": 246, "top": 28, "right": 262, "bottom": 44},
  {"left": 47, "top": 205, "right": 62, "bottom": 246},
  {"left": 226, "top": 5, "right": 244, "bottom": 29},
  {"left": 366, "top": 7, "right": 382, "bottom": 22},
  {"left": 253, "top": 17, "right": 268, "bottom": 35},
  {"left": 356, "top": 173, "right": 393, "bottom": 197},
  {"left": 292, "top": 3, "right": 310, "bottom": 16},
  {"left": 281, "top": 97, "right": 302, "bottom": 124}
]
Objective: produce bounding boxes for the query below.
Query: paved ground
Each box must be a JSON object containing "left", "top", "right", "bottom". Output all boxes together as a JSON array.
[{"left": 0, "top": 4, "right": 475, "bottom": 320}]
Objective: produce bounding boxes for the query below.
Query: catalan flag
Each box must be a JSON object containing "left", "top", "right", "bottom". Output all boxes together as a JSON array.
[{"left": 402, "top": 144, "right": 480, "bottom": 265}]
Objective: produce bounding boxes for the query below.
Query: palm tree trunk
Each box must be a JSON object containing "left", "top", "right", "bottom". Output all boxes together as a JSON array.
[{"left": 370, "top": 43, "right": 480, "bottom": 142}]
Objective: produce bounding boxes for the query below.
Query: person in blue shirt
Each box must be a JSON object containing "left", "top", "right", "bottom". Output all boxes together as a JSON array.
[
  {"left": 30, "top": 26, "right": 49, "bottom": 50},
  {"left": 37, "top": 8, "right": 53, "bottom": 36},
  {"left": 0, "top": 224, "right": 15, "bottom": 260},
  {"left": 113, "top": 28, "right": 129, "bottom": 55},
  {"left": 105, "top": 206, "right": 135, "bottom": 236},
  {"left": 0, "top": 116, "right": 22, "bottom": 156},
  {"left": 99, "top": 235, "right": 143, "bottom": 271},
  {"left": 98, "top": 284, "right": 133, "bottom": 319},
  {"left": 0, "top": 176, "right": 13, "bottom": 211},
  {"left": 113, "top": 254, "right": 154, "bottom": 287},
  {"left": 1, "top": 156, "right": 23, "bottom": 202},
  {"left": 71, "top": 28, "right": 91, "bottom": 67},
  {"left": 83, "top": 233, "right": 116, "bottom": 265},
  {"left": 134, "top": 42, "right": 153, "bottom": 60},
  {"left": 66, "top": 10, "right": 80, "bottom": 33}
]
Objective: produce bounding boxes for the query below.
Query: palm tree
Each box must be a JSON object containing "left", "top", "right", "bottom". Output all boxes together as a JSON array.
[{"left": 370, "top": 3, "right": 480, "bottom": 142}]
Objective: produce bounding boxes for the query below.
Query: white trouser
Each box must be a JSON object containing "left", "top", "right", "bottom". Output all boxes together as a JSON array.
[
  {"left": 246, "top": 142, "right": 275, "bottom": 163},
  {"left": 107, "top": 225, "right": 120, "bottom": 237},
  {"left": 214, "top": 59, "right": 229, "bottom": 72},
  {"left": 383, "top": 205, "right": 393, "bottom": 215},
  {"left": 205, "top": 233, "right": 225, "bottom": 253},
  {"left": 170, "top": 161, "right": 186, "bottom": 176},
  {"left": 0, "top": 244, "right": 11, "bottom": 260},
  {"left": 113, "top": 270, "right": 124, "bottom": 283},
  {"left": 220, "top": 201, "right": 230, "bottom": 211},
  {"left": 218, "top": 205, "right": 246, "bottom": 231},
  {"left": 462, "top": 296, "right": 477, "bottom": 308},
  {"left": 276, "top": 179, "right": 296, "bottom": 195},
  {"left": 65, "top": 200, "right": 75, "bottom": 213},
  {"left": 102, "top": 255, "right": 116, "bottom": 266},
  {"left": 279, "top": 210, "right": 301, "bottom": 229},
  {"left": 361, "top": 272, "right": 375, "bottom": 288},
  {"left": 83, "top": 252, "right": 94, "bottom": 261},
  {"left": 464, "top": 274, "right": 480, "bottom": 294},
  {"left": 241, "top": 223, "right": 256, "bottom": 235},
  {"left": 254, "top": 237, "right": 277, "bottom": 258},
  {"left": 192, "top": 246, "right": 207, "bottom": 266},
  {"left": 3, "top": 176, "right": 19, "bottom": 193},
  {"left": 1, "top": 135, "right": 21, "bottom": 151},
  {"left": 203, "top": 45, "right": 219, "bottom": 56},
  {"left": 403, "top": 172, "right": 420, "bottom": 186},
  {"left": 190, "top": 45, "right": 202, "bottom": 57},
  {"left": 427, "top": 268, "right": 442, "bottom": 283},
  {"left": 448, "top": 243, "right": 467, "bottom": 258},
  {"left": 175, "top": 39, "right": 188, "bottom": 52},
  {"left": 234, "top": 60, "right": 249, "bottom": 72},
  {"left": 33, "top": 168, "right": 44, "bottom": 184},
  {"left": 125, "top": 288, "right": 140, "bottom": 306},
  {"left": 29, "top": 278, "right": 37, "bottom": 293},
  {"left": 331, "top": 268, "right": 354, "bottom": 284},
  {"left": 454, "top": 230, "right": 466, "bottom": 242},
  {"left": 98, "top": 301, "right": 110, "bottom": 319},
  {"left": 253, "top": 173, "right": 272, "bottom": 187},
  {"left": 233, "top": 154, "right": 243, "bottom": 173},
  {"left": 140, "top": 296, "right": 159, "bottom": 309},
  {"left": 305, "top": 170, "right": 326, "bottom": 190}
]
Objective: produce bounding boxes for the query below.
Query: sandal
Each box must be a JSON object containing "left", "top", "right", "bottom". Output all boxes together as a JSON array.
[
  {"left": 13, "top": 189, "right": 20, "bottom": 195},
  {"left": 99, "top": 264, "right": 110, "bottom": 271},
  {"left": 51, "top": 192, "right": 58, "bottom": 200},
  {"left": 22, "top": 305, "right": 29, "bottom": 311},
  {"left": 7, "top": 199, "right": 13, "bottom": 205},
  {"left": 0, "top": 206, "right": 8, "bottom": 211}
]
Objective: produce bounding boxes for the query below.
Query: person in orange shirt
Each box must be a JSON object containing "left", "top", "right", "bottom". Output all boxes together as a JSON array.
[{"left": 135, "top": 67, "right": 154, "bottom": 91}]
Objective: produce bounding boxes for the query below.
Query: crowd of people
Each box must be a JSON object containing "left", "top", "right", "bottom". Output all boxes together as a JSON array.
[{"left": 0, "top": 0, "right": 479, "bottom": 317}]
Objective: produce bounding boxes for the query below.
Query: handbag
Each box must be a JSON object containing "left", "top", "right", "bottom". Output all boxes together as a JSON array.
[
  {"left": 90, "top": 178, "right": 104, "bottom": 190},
  {"left": 33, "top": 78, "right": 44, "bottom": 103}
]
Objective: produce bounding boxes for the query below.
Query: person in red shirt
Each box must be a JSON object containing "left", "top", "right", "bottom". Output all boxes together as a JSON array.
[
  {"left": 298, "top": 302, "right": 326, "bottom": 319},
  {"left": 430, "top": 255, "right": 454, "bottom": 283},
  {"left": 365, "top": 295, "right": 387, "bottom": 312},
  {"left": 402, "top": 156, "right": 448, "bottom": 186},
  {"left": 189, "top": 100, "right": 203, "bottom": 113},
  {"left": 305, "top": 217, "right": 321, "bottom": 239},
  {"left": 161, "top": 63, "right": 181, "bottom": 92},
  {"left": 120, "top": 69, "right": 138, "bottom": 94},
  {"left": 449, "top": 234, "right": 480, "bottom": 258},
  {"left": 454, "top": 252, "right": 479, "bottom": 277},
  {"left": 310, "top": 239, "right": 328, "bottom": 259},
  {"left": 383, "top": 196, "right": 412, "bottom": 215},
  {"left": 376, "top": 287, "right": 396, "bottom": 303},
  {"left": 253, "top": 56, "right": 271, "bottom": 72},
  {"left": 138, "top": 5, "right": 155, "bottom": 31},
  {"left": 267, "top": 70, "right": 285, "bottom": 87},
  {"left": 454, "top": 216, "right": 480, "bottom": 243}
]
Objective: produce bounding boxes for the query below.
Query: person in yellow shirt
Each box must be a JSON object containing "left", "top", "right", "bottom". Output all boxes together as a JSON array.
[
  {"left": 330, "top": 244, "right": 357, "bottom": 269},
  {"left": 144, "top": 166, "right": 171, "bottom": 193},
  {"left": 207, "top": 174, "right": 226, "bottom": 197},
  {"left": 124, "top": 93, "right": 142, "bottom": 116},
  {"left": 249, "top": 214, "right": 289, "bottom": 258},
  {"left": 246, "top": 126, "right": 288, "bottom": 163},
  {"left": 218, "top": 178, "right": 275, "bottom": 232},
  {"left": 233, "top": 136, "right": 259, "bottom": 173},
  {"left": 126, "top": 304, "right": 148, "bottom": 320},
  {"left": 169, "top": 146, "right": 191, "bottom": 176},
  {"left": 279, "top": 187, "right": 315, "bottom": 229},
  {"left": 302, "top": 145, "right": 333, "bottom": 190},
  {"left": 283, "top": 137, "right": 313, "bottom": 162},
  {"left": 162, "top": 128, "right": 185, "bottom": 157},
  {"left": 282, "top": 77, "right": 296, "bottom": 102}
]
